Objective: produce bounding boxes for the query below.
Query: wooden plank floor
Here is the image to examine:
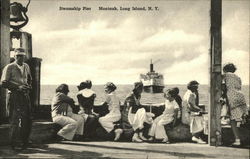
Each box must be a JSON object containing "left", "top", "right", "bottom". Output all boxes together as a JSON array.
[{"left": 0, "top": 141, "right": 249, "bottom": 159}]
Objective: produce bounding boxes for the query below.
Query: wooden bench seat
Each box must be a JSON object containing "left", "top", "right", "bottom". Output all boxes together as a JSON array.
[{"left": 0, "top": 105, "right": 249, "bottom": 146}]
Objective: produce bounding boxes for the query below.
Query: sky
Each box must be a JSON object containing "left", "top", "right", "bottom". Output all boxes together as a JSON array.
[{"left": 13, "top": 0, "right": 249, "bottom": 85}]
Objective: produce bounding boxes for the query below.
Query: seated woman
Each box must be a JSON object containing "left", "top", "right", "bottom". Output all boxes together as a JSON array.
[
  {"left": 123, "top": 82, "right": 154, "bottom": 142},
  {"left": 182, "top": 80, "right": 206, "bottom": 144},
  {"left": 98, "top": 82, "right": 123, "bottom": 141},
  {"left": 51, "top": 84, "right": 84, "bottom": 141},
  {"left": 148, "top": 89, "right": 179, "bottom": 143},
  {"left": 77, "top": 80, "right": 99, "bottom": 140},
  {"left": 77, "top": 80, "right": 96, "bottom": 115}
]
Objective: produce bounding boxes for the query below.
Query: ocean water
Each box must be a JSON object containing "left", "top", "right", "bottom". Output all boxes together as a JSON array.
[{"left": 40, "top": 84, "right": 249, "bottom": 107}]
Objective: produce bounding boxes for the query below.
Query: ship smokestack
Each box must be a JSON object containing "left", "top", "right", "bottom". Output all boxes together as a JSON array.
[{"left": 150, "top": 59, "right": 154, "bottom": 72}]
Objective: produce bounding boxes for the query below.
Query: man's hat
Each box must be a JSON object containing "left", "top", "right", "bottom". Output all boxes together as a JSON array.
[{"left": 14, "top": 48, "right": 26, "bottom": 56}]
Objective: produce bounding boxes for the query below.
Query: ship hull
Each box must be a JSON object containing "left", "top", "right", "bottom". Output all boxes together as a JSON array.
[{"left": 143, "top": 85, "right": 164, "bottom": 93}]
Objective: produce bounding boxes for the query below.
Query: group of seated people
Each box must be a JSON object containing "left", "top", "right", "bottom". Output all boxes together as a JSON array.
[{"left": 51, "top": 80, "right": 209, "bottom": 144}]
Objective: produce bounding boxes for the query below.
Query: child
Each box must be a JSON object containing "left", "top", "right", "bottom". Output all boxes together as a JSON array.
[{"left": 148, "top": 89, "right": 179, "bottom": 143}]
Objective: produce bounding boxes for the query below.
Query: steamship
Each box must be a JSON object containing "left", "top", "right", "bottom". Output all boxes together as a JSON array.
[{"left": 139, "top": 60, "right": 164, "bottom": 93}]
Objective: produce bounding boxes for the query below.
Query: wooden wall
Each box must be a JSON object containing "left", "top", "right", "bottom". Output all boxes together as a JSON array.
[{"left": 0, "top": 0, "right": 10, "bottom": 123}]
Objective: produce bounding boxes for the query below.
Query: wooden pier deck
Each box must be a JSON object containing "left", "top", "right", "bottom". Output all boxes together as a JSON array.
[{"left": 0, "top": 141, "right": 249, "bottom": 159}]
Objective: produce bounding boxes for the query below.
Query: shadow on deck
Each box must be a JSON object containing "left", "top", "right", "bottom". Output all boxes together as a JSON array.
[{"left": 0, "top": 141, "right": 249, "bottom": 159}]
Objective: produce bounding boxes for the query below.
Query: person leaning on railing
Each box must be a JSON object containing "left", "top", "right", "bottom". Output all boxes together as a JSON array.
[{"left": 221, "top": 63, "right": 248, "bottom": 146}]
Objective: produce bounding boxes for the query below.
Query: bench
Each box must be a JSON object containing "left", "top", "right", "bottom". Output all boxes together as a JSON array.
[{"left": 0, "top": 105, "right": 249, "bottom": 146}]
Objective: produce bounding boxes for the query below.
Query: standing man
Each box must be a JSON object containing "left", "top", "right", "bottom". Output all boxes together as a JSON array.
[{"left": 1, "top": 48, "right": 32, "bottom": 150}]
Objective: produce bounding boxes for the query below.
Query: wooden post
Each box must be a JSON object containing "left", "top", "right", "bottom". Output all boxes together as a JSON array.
[
  {"left": 209, "top": 0, "right": 222, "bottom": 146},
  {"left": 19, "top": 31, "right": 42, "bottom": 118},
  {"left": 20, "top": 32, "right": 32, "bottom": 60},
  {"left": 26, "top": 58, "right": 42, "bottom": 117},
  {"left": 0, "top": 0, "right": 10, "bottom": 123}
]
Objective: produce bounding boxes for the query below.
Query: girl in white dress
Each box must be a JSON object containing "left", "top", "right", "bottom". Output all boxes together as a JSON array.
[
  {"left": 148, "top": 89, "right": 179, "bottom": 143},
  {"left": 98, "top": 82, "right": 123, "bottom": 141}
]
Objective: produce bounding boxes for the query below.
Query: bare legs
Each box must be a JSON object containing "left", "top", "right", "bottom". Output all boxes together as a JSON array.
[{"left": 230, "top": 120, "right": 241, "bottom": 145}]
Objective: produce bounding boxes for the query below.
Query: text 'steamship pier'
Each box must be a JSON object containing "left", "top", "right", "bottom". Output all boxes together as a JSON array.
[{"left": 140, "top": 60, "right": 164, "bottom": 93}]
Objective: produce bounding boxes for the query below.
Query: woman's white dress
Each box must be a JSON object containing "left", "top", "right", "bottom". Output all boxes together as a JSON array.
[
  {"left": 99, "top": 92, "right": 121, "bottom": 132},
  {"left": 148, "top": 100, "right": 179, "bottom": 139}
]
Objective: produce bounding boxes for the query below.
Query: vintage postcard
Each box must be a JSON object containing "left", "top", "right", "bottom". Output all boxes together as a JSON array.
[{"left": 0, "top": 0, "right": 249, "bottom": 158}]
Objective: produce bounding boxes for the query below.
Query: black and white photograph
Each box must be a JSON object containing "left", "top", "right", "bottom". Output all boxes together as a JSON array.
[{"left": 0, "top": 0, "right": 249, "bottom": 158}]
